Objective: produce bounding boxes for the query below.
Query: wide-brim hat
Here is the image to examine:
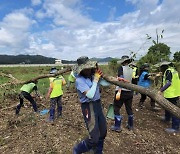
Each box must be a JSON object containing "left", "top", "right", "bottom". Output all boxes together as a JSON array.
[
  {"left": 117, "top": 55, "right": 133, "bottom": 64},
  {"left": 50, "top": 67, "right": 58, "bottom": 74},
  {"left": 73, "top": 56, "right": 97, "bottom": 75},
  {"left": 154, "top": 61, "right": 172, "bottom": 67}
]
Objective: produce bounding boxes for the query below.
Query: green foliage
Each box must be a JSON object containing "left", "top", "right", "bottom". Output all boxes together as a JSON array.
[
  {"left": 108, "top": 58, "right": 119, "bottom": 74},
  {"left": 138, "top": 43, "right": 171, "bottom": 65},
  {"left": 173, "top": 51, "right": 180, "bottom": 62}
]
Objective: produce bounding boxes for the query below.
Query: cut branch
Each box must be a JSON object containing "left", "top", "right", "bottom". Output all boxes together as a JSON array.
[
  {"left": 103, "top": 75, "right": 180, "bottom": 119},
  {"left": 0, "top": 67, "right": 72, "bottom": 88}
]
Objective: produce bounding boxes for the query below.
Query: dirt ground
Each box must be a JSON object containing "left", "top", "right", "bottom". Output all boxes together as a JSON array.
[{"left": 0, "top": 86, "right": 180, "bottom": 154}]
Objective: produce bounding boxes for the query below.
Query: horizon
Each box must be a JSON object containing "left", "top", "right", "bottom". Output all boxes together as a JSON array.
[{"left": 0, "top": 0, "right": 180, "bottom": 60}]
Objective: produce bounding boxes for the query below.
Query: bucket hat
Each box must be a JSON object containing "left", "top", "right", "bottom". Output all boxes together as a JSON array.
[{"left": 73, "top": 56, "right": 97, "bottom": 74}]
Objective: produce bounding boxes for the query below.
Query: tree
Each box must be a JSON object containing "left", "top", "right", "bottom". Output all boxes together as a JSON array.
[
  {"left": 138, "top": 43, "right": 171, "bottom": 65},
  {"left": 173, "top": 51, "right": 180, "bottom": 62}
]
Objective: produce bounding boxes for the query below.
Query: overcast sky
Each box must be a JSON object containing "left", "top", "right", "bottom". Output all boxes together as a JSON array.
[{"left": 0, "top": 0, "right": 180, "bottom": 60}]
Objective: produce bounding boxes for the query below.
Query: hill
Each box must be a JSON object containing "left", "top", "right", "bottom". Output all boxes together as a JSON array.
[
  {"left": 0, "top": 55, "right": 116, "bottom": 64},
  {"left": 0, "top": 55, "right": 56, "bottom": 64}
]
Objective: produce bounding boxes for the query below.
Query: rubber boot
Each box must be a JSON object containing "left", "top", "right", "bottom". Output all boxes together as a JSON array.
[
  {"left": 57, "top": 106, "right": 62, "bottom": 118},
  {"left": 47, "top": 108, "right": 55, "bottom": 122},
  {"left": 111, "top": 115, "right": 122, "bottom": 132},
  {"left": 15, "top": 104, "right": 21, "bottom": 115},
  {"left": 162, "top": 110, "right": 171, "bottom": 123},
  {"left": 94, "top": 139, "right": 104, "bottom": 154},
  {"left": 127, "top": 115, "right": 134, "bottom": 131},
  {"left": 73, "top": 140, "right": 90, "bottom": 154},
  {"left": 165, "top": 116, "right": 179, "bottom": 133}
]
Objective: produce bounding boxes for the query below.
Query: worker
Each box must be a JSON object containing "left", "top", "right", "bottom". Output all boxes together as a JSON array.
[
  {"left": 46, "top": 68, "right": 66, "bottom": 122},
  {"left": 15, "top": 80, "right": 39, "bottom": 115},
  {"left": 138, "top": 63, "right": 156, "bottom": 110},
  {"left": 73, "top": 56, "right": 110, "bottom": 154},
  {"left": 159, "top": 61, "right": 180, "bottom": 133},
  {"left": 111, "top": 55, "right": 134, "bottom": 132}
]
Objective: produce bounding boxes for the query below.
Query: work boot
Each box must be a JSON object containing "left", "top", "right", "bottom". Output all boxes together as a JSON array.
[
  {"left": 73, "top": 140, "right": 90, "bottom": 154},
  {"left": 111, "top": 115, "right": 122, "bottom": 132},
  {"left": 165, "top": 116, "right": 180, "bottom": 133},
  {"left": 94, "top": 139, "right": 104, "bottom": 154},
  {"left": 127, "top": 115, "right": 134, "bottom": 131}
]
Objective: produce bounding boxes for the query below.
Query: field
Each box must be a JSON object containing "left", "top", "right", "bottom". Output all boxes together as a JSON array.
[{"left": 0, "top": 66, "right": 180, "bottom": 154}]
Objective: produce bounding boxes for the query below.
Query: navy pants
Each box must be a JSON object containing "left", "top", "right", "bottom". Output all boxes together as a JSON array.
[
  {"left": 81, "top": 100, "right": 107, "bottom": 150},
  {"left": 165, "top": 97, "right": 180, "bottom": 126},
  {"left": 16, "top": 91, "right": 38, "bottom": 114},
  {"left": 49, "top": 95, "right": 62, "bottom": 120},
  {"left": 114, "top": 90, "right": 133, "bottom": 116},
  {"left": 140, "top": 94, "right": 155, "bottom": 107}
]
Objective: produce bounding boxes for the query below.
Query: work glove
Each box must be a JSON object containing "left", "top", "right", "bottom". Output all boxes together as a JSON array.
[
  {"left": 94, "top": 69, "right": 103, "bottom": 82},
  {"left": 115, "top": 89, "right": 121, "bottom": 100}
]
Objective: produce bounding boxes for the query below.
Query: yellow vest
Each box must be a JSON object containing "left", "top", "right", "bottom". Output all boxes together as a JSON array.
[
  {"left": 50, "top": 76, "right": 64, "bottom": 98},
  {"left": 132, "top": 67, "right": 138, "bottom": 78},
  {"left": 49, "top": 77, "right": 55, "bottom": 83},
  {"left": 163, "top": 67, "right": 180, "bottom": 98}
]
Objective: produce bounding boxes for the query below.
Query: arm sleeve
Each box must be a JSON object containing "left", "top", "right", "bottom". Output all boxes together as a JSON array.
[
  {"left": 144, "top": 74, "right": 149, "bottom": 80},
  {"left": 85, "top": 81, "right": 98, "bottom": 99},
  {"left": 118, "top": 66, "right": 123, "bottom": 77},
  {"left": 99, "top": 78, "right": 111, "bottom": 86},
  {"left": 33, "top": 85, "right": 37, "bottom": 91},
  {"left": 165, "top": 70, "right": 172, "bottom": 82},
  {"left": 160, "top": 70, "right": 172, "bottom": 92}
]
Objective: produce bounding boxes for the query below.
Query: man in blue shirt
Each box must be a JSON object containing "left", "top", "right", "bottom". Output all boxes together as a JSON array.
[{"left": 73, "top": 56, "right": 109, "bottom": 154}]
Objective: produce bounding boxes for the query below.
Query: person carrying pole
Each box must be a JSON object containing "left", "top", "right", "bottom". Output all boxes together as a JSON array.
[
  {"left": 158, "top": 61, "right": 180, "bottom": 133},
  {"left": 111, "top": 55, "right": 134, "bottom": 132},
  {"left": 73, "top": 56, "right": 110, "bottom": 154},
  {"left": 46, "top": 68, "right": 66, "bottom": 122},
  {"left": 137, "top": 63, "right": 157, "bottom": 110}
]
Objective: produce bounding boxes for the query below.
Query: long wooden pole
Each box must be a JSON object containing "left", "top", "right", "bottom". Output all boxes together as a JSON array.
[{"left": 103, "top": 75, "right": 180, "bottom": 119}]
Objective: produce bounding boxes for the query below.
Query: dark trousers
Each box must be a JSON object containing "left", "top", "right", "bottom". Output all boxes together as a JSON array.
[
  {"left": 49, "top": 95, "right": 62, "bottom": 120},
  {"left": 140, "top": 94, "right": 155, "bottom": 107},
  {"left": 81, "top": 100, "right": 107, "bottom": 150},
  {"left": 16, "top": 91, "right": 38, "bottom": 114},
  {"left": 165, "top": 97, "right": 179, "bottom": 122},
  {"left": 114, "top": 90, "right": 133, "bottom": 116}
]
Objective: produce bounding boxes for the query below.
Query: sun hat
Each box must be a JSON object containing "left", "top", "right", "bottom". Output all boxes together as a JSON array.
[
  {"left": 117, "top": 55, "right": 133, "bottom": 64},
  {"left": 50, "top": 67, "right": 58, "bottom": 74},
  {"left": 73, "top": 56, "right": 97, "bottom": 74}
]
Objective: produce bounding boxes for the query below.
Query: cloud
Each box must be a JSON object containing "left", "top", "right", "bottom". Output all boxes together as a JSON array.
[
  {"left": 35, "top": 0, "right": 92, "bottom": 28},
  {"left": 0, "top": 0, "right": 180, "bottom": 60},
  {"left": 31, "top": 0, "right": 42, "bottom": 6},
  {"left": 108, "top": 7, "right": 117, "bottom": 21},
  {"left": 0, "top": 10, "right": 35, "bottom": 54}
]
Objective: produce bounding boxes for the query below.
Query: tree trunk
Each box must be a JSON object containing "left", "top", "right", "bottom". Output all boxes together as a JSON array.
[{"left": 103, "top": 75, "right": 180, "bottom": 119}]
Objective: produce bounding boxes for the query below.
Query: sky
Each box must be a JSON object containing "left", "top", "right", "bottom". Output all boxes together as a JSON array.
[{"left": 0, "top": 0, "right": 180, "bottom": 60}]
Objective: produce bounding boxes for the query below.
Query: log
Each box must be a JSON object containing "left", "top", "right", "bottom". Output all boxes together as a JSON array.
[
  {"left": 0, "top": 67, "right": 72, "bottom": 88},
  {"left": 103, "top": 75, "right": 180, "bottom": 119}
]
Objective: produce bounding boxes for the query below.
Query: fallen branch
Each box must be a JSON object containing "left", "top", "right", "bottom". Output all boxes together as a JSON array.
[
  {"left": 0, "top": 67, "right": 72, "bottom": 88},
  {"left": 103, "top": 75, "right": 180, "bottom": 119}
]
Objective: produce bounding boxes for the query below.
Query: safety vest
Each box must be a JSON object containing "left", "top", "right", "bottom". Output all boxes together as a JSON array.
[
  {"left": 50, "top": 76, "right": 64, "bottom": 98},
  {"left": 163, "top": 67, "right": 180, "bottom": 98},
  {"left": 49, "top": 77, "right": 55, "bottom": 83},
  {"left": 20, "top": 83, "right": 36, "bottom": 94},
  {"left": 138, "top": 71, "right": 151, "bottom": 88},
  {"left": 68, "top": 71, "right": 76, "bottom": 82},
  {"left": 132, "top": 67, "right": 138, "bottom": 78}
]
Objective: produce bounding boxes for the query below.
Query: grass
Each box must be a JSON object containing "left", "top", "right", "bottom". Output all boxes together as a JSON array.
[{"left": 0, "top": 63, "right": 179, "bottom": 103}]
